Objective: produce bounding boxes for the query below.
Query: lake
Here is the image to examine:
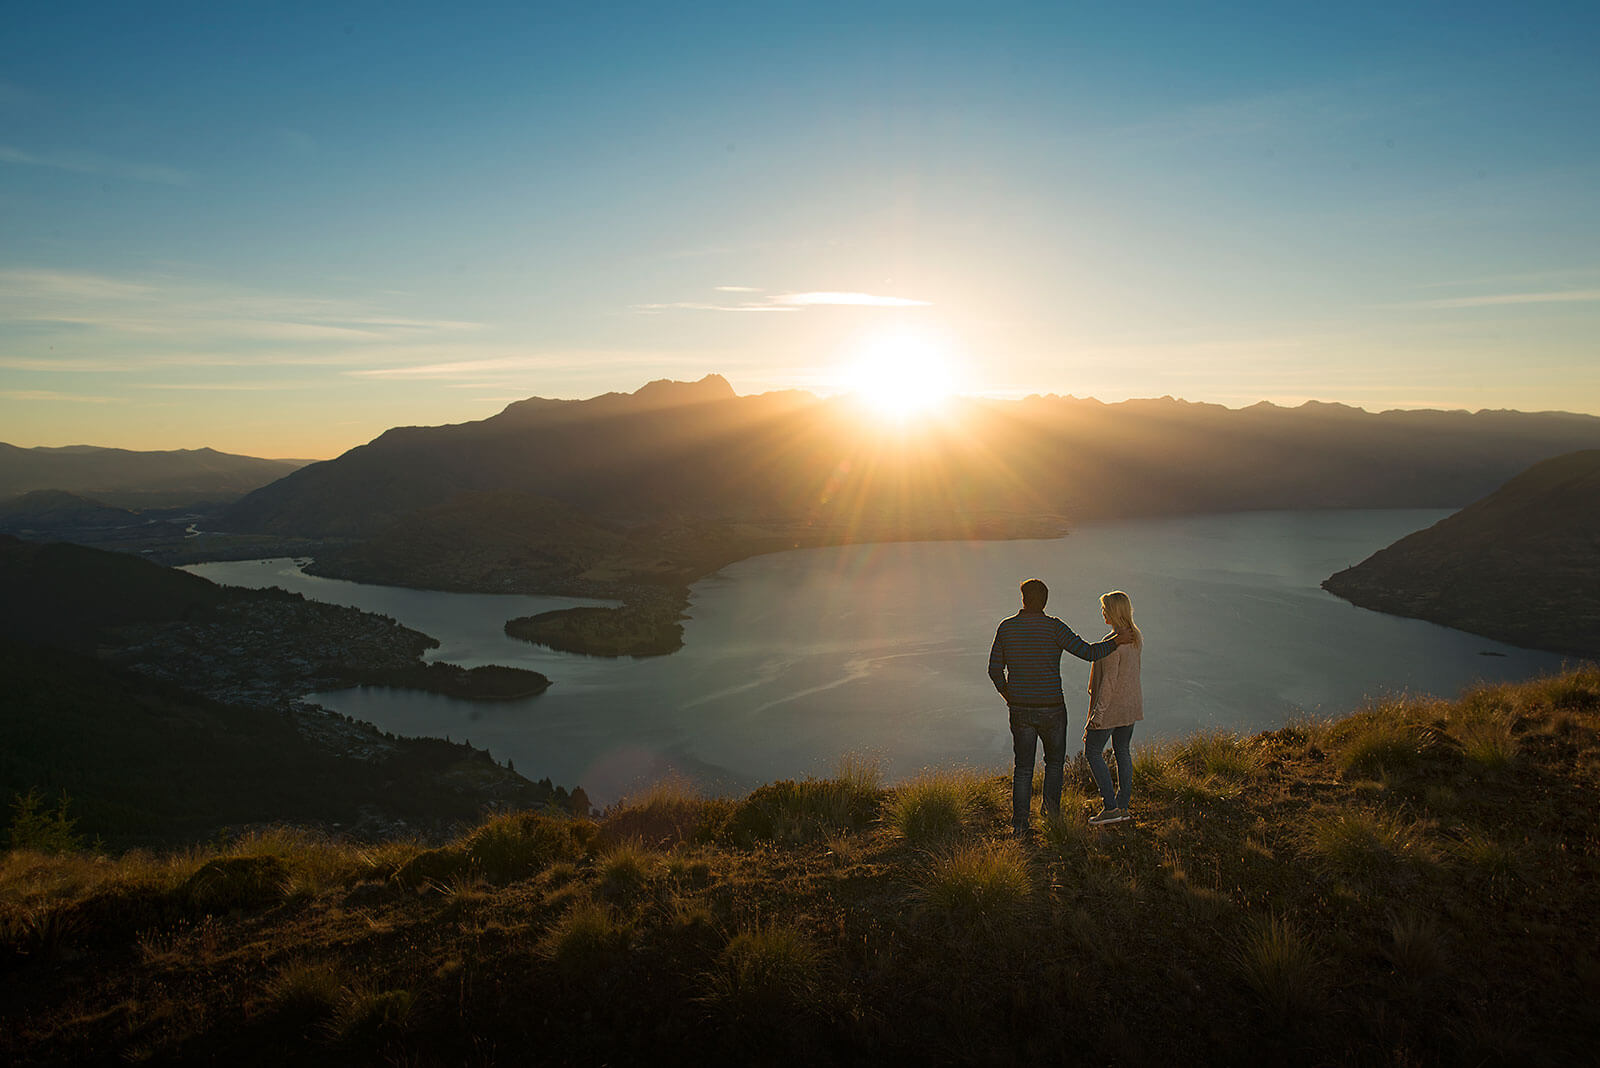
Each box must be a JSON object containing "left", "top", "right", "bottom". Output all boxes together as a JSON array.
[{"left": 185, "top": 510, "right": 1566, "bottom": 804}]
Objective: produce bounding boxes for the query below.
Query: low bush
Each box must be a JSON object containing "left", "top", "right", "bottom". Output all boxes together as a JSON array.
[
  {"left": 1234, "top": 914, "right": 1325, "bottom": 1021},
  {"left": 603, "top": 778, "right": 730, "bottom": 848},
  {"left": 181, "top": 855, "right": 290, "bottom": 913},
  {"left": 883, "top": 769, "right": 985, "bottom": 845},
  {"left": 701, "top": 923, "right": 826, "bottom": 1041},
  {"left": 724, "top": 776, "right": 880, "bottom": 846},
  {"left": 912, "top": 839, "right": 1033, "bottom": 932}
]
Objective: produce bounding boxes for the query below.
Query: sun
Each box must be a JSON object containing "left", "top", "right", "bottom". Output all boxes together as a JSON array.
[{"left": 841, "top": 329, "right": 960, "bottom": 421}]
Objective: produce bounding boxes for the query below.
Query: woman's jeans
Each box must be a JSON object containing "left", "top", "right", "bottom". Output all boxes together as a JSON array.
[
  {"left": 1085, "top": 724, "right": 1135, "bottom": 811},
  {"left": 1010, "top": 704, "right": 1067, "bottom": 833}
]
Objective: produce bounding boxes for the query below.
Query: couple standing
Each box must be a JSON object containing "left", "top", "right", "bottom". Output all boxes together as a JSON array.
[{"left": 987, "top": 578, "right": 1143, "bottom": 836}]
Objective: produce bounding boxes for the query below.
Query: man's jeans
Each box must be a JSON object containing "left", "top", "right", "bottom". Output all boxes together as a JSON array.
[
  {"left": 1010, "top": 704, "right": 1067, "bottom": 833},
  {"left": 1085, "top": 723, "right": 1135, "bottom": 811}
]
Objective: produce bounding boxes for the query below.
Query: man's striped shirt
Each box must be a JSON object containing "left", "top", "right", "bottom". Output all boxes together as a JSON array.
[{"left": 988, "top": 608, "right": 1119, "bottom": 708}]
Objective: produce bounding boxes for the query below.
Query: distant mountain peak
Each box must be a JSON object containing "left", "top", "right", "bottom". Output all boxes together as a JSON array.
[{"left": 628, "top": 374, "right": 737, "bottom": 406}]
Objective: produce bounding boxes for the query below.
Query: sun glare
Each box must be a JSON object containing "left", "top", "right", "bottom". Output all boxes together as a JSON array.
[{"left": 841, "top": 330, "right": 960, "bottom": 421}]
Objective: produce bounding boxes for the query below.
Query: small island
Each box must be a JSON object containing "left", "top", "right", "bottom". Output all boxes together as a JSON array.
[{"left": 347, "top": 661, "right": 551, "bottom": 700}]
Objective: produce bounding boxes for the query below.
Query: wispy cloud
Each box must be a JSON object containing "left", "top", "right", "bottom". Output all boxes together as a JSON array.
[
  {"left": 0, "top": 389, "right": 126, "bottom": 404},
  {"left": 1401, "top": 289, "right": 1600, "bottom": 309},
  {"left": 0, "top": 269, "right": 485, "bottom": 361},
  {"left": 633, "top": 288, "right": 930, "bottom": 314},
  {"left": 0, "top": 145, "right": 190, "bottom": 186},
  {"left": 345, "top": 350, "right": 693, "bottom": 383}
]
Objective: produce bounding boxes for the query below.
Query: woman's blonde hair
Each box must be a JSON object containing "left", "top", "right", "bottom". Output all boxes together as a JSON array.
[{"left": 1101, "top": 590, "right": 1142, "bottom": 645}]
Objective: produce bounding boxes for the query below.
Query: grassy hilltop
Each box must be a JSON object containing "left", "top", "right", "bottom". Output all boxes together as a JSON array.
[{"left": 3, "top": 668, "right": 1598, "bottom": 1066}]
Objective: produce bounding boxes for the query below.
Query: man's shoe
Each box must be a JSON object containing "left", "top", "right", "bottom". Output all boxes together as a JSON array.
[{"left": 1088, "top": 808, "right": 1120, "bottom": 826}]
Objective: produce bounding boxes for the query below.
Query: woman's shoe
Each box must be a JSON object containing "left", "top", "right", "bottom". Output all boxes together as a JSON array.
[{"left": 1088, "top": 808, "right": 1122, "bottom": 826}]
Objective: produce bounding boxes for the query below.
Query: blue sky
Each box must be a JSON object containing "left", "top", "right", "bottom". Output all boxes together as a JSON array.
[{"left": 3, "top": 2, "right": 1597, "bottom": 456}]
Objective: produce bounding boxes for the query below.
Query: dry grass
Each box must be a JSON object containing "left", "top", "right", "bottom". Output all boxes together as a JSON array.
[
  {"left": 1233, "top": 914, "right": 1326, "bottom": 1021},
  {"left": 882, "top": 768, "right": 988, "bottom": 845},
  {"left": 3, "top": 668, "right": 1598, "bottom": 1065},
  {"left": 912, "top": 839, "right": 1034, "bottom": 931}
]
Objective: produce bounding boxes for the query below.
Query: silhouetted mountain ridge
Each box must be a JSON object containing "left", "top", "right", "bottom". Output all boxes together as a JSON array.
[{"left": 220, "top": 382, "right": 1600, "bottom": 548}]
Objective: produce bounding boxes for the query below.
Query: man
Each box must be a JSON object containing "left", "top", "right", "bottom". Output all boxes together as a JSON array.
[{"left": 988, "top": 578, "right": 1130, "bottom": 838}]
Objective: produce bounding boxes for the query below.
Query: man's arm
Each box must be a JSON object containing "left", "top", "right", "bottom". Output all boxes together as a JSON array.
[
  {"left": 987, "top": 629, "right": 1009, "bottom": 701},
  {"left": 1055, "top": 620, "right": 1120, "bottom": 662}
]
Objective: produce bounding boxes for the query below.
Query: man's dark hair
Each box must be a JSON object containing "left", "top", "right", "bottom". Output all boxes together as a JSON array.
[{"left": 1019, "top": 578, "right": 1048, "bottom": 608}]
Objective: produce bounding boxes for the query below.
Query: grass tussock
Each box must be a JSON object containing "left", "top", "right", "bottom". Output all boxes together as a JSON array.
[
  {"left": 325, "top": 985, "right": 415, "bottom": 1047},
  {"left": 541, "top": 902, "right": 634, "bottom": 973},
  {"left": 882, "top": 768, "right": 988, "bottom": 845},
  {"left": 1329, "top": 705, "right": 1434, "bottom": 779},
  {"left": 1233, "top": 914, "right": 1326, "bottom": 1021},
  {"left": 1385, "top": 910, "right": 1449, "bottom": 989},
  {"left": 3, "top": 667, "right": 1598, "bottom": 1065},
  {"left": 702, "top": 923, "right": 825, "bottom": 1024},
  {"left": 396, "top": 811, "right": 596, "bottom": 887},
  {"left": 261, "top": 958, "right": 347, "bottom": 1026},
  {"left": 602, "top": 777, "right": 731, "bottom": 848},
  {"left": 1300, "top": 808, "right": 1437, "bottom": 885},
  {"left": 912, "top": 839, "right": 1034, "bottom": 931},
  {"left": 595, "top": 840, "right": 661, "bottom": 902},
  {"left": 724, "top": 770, "right": 882, "bottom": 846}
]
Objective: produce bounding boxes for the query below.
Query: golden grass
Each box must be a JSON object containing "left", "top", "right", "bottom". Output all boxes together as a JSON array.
[
  {"left": 882, "top": 768, "right": 988, "bottom": 845},
  {"left": 912, "top": 839, "right": 1034, "bottom": 931},
  {"left": 3, "top": 667, "right": 1597, "bottom": 1065}
]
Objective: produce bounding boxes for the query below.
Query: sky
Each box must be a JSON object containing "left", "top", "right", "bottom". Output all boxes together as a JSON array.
[{"left": 2, "top": 1, "right": 1598, "bottom": 458}]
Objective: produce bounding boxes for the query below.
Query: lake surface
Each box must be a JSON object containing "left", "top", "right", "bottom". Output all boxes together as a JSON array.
[{"left": 186, "top": 510, "right": 1565, "bottom": 804}]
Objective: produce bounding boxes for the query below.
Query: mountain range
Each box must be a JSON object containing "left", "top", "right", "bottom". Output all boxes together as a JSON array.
[
  {"left": 0, "top": 443, "right": 305, "bottom": 507},
  {"left": 213, "top": 377, "right": 1600, "bottom": 607}
]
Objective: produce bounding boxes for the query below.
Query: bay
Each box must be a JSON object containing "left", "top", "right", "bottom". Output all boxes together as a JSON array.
[{"left": 185, "top": 510, "right": 1565, "bottom": 804}]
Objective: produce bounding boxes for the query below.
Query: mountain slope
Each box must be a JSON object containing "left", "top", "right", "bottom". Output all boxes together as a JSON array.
[
  {"left": 1323, "top": 450, "right": 1600, "bottom": 656},
  {"left": 0, "top": 443, "right": 304, "bottom": 506},
  {"left": 220, "top": 379, "right": 1600, "bottom": 543}
]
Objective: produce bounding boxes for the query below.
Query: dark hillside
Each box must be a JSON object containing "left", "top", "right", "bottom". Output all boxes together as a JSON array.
[
  {"left": 1324, "top": 450, "right": 1600, "bottom": 657},
  {"left": 0, "top": 642, "right": 556, "bottom": 847},
  {"left": 0, "top": 535, "right": 227, "bottom": 649}
]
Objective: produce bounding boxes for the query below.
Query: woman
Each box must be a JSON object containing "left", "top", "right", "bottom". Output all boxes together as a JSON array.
[{"left": 1085, "top": 590, "right": 1142, "bottom": 826}]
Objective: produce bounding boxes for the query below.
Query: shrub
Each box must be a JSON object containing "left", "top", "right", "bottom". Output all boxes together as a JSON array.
[
  {"left": 1172, "top": 730, "right": 1261, "bottom": 782},
  {"left": 913, "top": 840, "right": 1033, "bottom": 931},
  {"left": 1451, "top": 832, "right": 1519, "bottom": 897},
  {"left": 1458, "top": 719, "right": 1517, "bottom": 770},
  {"left": 702, "top": 924, "right": 825, "bottom": 1032},
  {"left": 833, "top": 751, "right": 885, "bottom": 794},
  {"left": 883, "top": 770, "right": 983, "bottom": 845},
  {"left": 1300, "top": 809, "right": 1435, "bottom": 884},
  {"left": 724, "top": 776, "right": 880, "bottom": 846},
  {"left": 542, "top": 902, "right": 633, "bottom": 974},
  {"left": 262, "top": 958, "right": 346, "bottom": 1025},
  {"left": 1330, "top": 709, "right": 1429, "bottom": 779},
  {"left": 326, "top": 986, "right": 415, "bottom": 1046},
  {"left": 1233, "top": 914, "right": 1325, "bottom": 1020},
  {"left": 6, "top": 790, "right": 84, "bottom": 855},
  {"left": 1385, "top": 910, "right": 1448, "bottom": 987},
  {"left": 603, "top": 778, "right": 729, "bottom": 848},
  {"left": 397, "top": 811, "right": 596, "bottom": 887},
  {"left": 596, "top": 841, "right": 659, "bottom": 902},
  {"left": 181, "top": 855, "right": 290, "bottom": 913},
  {"left": 1536, "top": 668, "right": 1600, "bottom": 711}
]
